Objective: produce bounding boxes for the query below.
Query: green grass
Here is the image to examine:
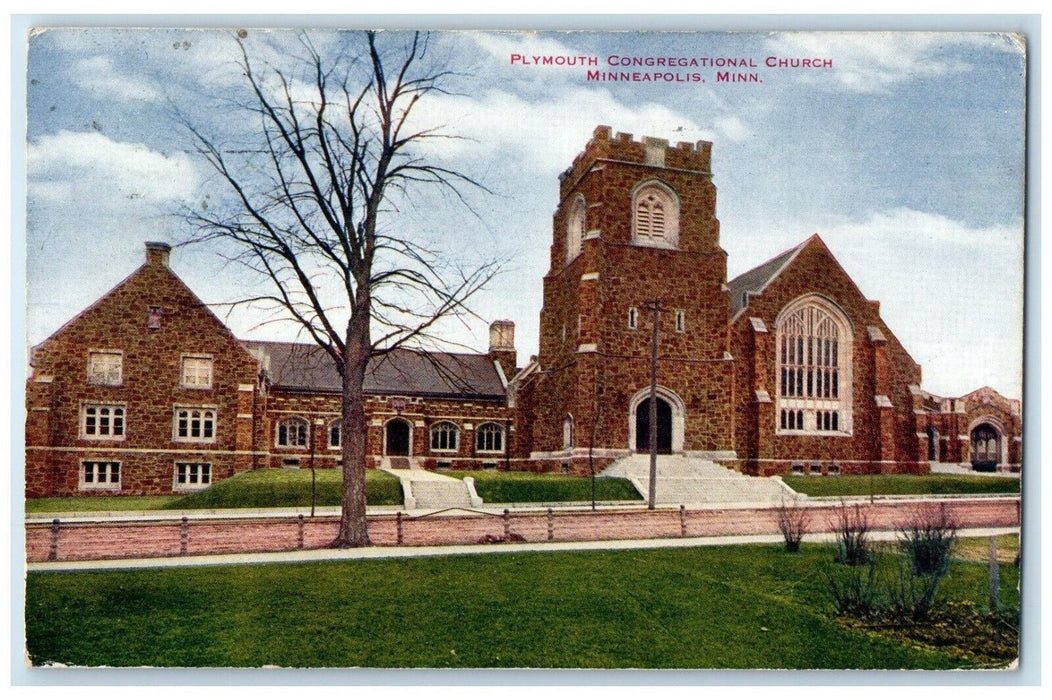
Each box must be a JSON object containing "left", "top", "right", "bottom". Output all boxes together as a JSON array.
[
  {"left": 783, "top": 474, "right": 1020, "bottom": 498},
  {"left": 25, "top": 469, "right": 403, "bottom": 513},
  {"left": 25, "top": 544, "right": 1017, "bottom": 668},
  {"left": 439, "top": 470, "right": 643, "bottom": 503}
]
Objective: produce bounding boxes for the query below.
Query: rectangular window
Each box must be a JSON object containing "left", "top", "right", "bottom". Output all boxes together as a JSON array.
[
  {"left": 87, "top": 351, "right": 122, "bottom": 386},
  {"left": 628, "top": 307, "right": 638, "bottom": 330},
  {"left": 174, "top": 406, "right": 217, "bottom": 443},
  {"left": 181, "top": 355, "right": 213, "bottom": 389},
  {"left": 675, "top": 310, "right": 686, "bottom": 333},
  {"left": 81, "top": 403, "right": 125, "bottom": 440},
  {"left": 174, "top": 462, "right": 212, "bottom": 490},
  {"left": 81, "top": 461, "right": 121, "bottom": 490}
]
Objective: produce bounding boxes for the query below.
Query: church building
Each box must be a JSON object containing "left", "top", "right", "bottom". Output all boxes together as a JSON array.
[{"left": 24, "top": 126, "right": 1022, "bottom": 497}]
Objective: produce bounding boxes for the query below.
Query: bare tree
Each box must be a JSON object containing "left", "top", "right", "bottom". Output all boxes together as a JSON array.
[{"left": 184, "top": 31, "right": 498, "bottom": 547}]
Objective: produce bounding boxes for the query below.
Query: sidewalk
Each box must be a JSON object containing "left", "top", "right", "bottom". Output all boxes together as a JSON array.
[{"left": 27, "top": 526, "right": 1020, "bottom": 573}]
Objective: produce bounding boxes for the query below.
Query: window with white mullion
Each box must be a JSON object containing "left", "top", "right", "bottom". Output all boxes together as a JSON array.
[{"left": 776, "top": 298, "right": 851, "bottom": 435}]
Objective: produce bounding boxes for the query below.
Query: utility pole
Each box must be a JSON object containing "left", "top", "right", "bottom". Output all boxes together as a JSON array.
[{"left": 645, "top": 299, "right": 666, "bottom": 510}]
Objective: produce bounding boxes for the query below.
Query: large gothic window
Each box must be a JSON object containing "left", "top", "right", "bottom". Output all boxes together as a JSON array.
[
  {"left": 776, "top": 297, "right": 852, "bottom": 435},
  {"left": 566, "top": 195, "right": 585, "bottom": 264},
  {"left": 631, "top": 182, "right": 679, "bottom": 248}
]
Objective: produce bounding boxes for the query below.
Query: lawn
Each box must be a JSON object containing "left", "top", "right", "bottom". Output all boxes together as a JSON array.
[
  {"left": 783, "top": 474, "right": 1020, "bottom": 498},
  {"left": 439, "top": 470, "right": 642, "bottom": 503},
  {"left": 25, "top": 468, "right": 403, "bottom": 513},
  {"left": 25, "top": 544, "right": 1018, "bottom": 669}
]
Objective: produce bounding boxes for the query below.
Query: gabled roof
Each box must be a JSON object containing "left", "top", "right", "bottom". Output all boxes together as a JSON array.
[
  {"left": 727, "top": 236, "right": 813, "bottom": 316},
  {"left": 243, "top": 340, "right": 506, "bottom": 400},
  {"left": 31, "top": 253, "right": 256, "bottom": 369}
]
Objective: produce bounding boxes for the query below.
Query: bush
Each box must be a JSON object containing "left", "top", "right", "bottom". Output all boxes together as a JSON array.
[
  {"left": 890, "top": 504, "right": 958, "bottom": 620},
  {"left": 831, "top": 501, "right": 872, "bottom": 566},
  {"left": 823, "top": 557, "right": 883, "bottom": 617},
  {"left": 899, "top": 503, "right": 957, "bottom": 576},
  {"left": 775, "top": 494, "right": 811, "bottom": 553}
]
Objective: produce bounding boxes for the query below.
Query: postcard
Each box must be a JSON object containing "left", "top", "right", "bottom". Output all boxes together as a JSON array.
[{"left": 21, "top": 26, "right": 1026, "bottom": 672}]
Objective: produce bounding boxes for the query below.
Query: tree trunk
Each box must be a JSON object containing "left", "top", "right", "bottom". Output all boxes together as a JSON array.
[{"left": 333, "top": 296, "right": 372, "bottom": 547}]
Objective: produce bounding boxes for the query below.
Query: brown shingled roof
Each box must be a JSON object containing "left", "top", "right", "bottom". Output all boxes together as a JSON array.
[{"left": 242, "top": 340, "right": 506, "bottom": 400}]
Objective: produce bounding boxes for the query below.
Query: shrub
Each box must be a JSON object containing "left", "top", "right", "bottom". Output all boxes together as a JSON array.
[
  {"left": 775, "top": 494, "right": 811, "bottom": 553},
  {"left": 831, "top": 501, "right": 872, "bottom": 566},
  {"left": 899, "top": 503, "right": 957, "bottom": 576},
  {"left": 823, "top": 557, "right": 883, "bottom": 617},
  {"left": 890, "top": 504, "right": 958, "bottom": 620}
]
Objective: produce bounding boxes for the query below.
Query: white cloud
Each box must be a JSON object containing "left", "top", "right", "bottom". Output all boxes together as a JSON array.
[
  {"left": 764, "top": 33, "right": 975, "bottom": 93},
  {"left": 28, "top": 130, "right": 200, "bottom": 204},
  {"left": 73, "top": 55, "right": 163, "bottom": 102},
  {"left": 469, "top": 32, "right": 585, "bottom": 71},
  {"left": 408, "top": 86, "right": 717, "bottom": 175}
]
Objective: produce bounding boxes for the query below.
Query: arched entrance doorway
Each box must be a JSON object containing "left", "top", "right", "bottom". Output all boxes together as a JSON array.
[
  {"left": 385, "top": 418, "right": 411, "bottom": 456},
  {"left": 635, "top": 397, "right": 673, "bottom": 454},
  {"left": 970, "top": 423, "right": 1000, "bottom": 471}
]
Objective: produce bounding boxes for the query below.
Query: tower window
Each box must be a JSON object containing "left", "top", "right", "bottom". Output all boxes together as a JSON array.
[
  {"left": 628, "top": 307, "right": 638, "bottom": 330},
  {"left": 566, "top": 195, "right": 586, "bottom": 264},
  {"left": 632, "top": 182, "right": 679, "bottom": 248},
  {"left": 675, "top": 310, "right": 686, "bottom": 333}
]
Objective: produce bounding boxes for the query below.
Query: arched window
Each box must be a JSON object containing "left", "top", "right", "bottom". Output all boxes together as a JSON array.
[
  {"left": 430, "top": 421, "right": 460, "bottom": 452},
  {"left": 776, "top": 297, "right": 852, "bottom": 435},
  {"left": 566, "top": 195, "right": 585, "bottom": 263},
  {"left": 328, "top": 420, "right": 341, "bottom": 449},
  {"left": 563, "top": 415, "right": 575, "bottom": 449},
  {"left": 276, "top": 416, "right": 309, "bottom": 448},
  {"left": 632, "top": 182, "right": 679, "bottom": 248},
  {"left": 476, "top": 422, "right": 504, "bottom": 453}
]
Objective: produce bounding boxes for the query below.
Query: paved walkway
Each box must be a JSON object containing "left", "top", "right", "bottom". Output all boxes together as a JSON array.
[
  {"left": 26, "top": 496, "right": 1019, "bottom": 565},
  {"left": 27, "top": 525, "right": 1019, "bottom": 573}
]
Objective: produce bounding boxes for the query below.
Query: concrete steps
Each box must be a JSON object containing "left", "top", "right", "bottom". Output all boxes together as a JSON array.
[
  {"left": 601, "top": 454, "right": 791, "bottom": 505},
  {"left": 409, "top": 479, "right": 474, "bottom": 510}
]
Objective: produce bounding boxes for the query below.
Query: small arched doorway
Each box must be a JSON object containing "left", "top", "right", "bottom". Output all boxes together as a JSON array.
[
  {"left": 635, "top": 397, "right": 673, "bottom": 454},
  {"left": 970, "top": 423, "right": 1000, "bottom": 471},
  {"left": 385, "top": 418, "right": 412, "bottom": 456},
  {"left": 926, "top": 425, "right": 940, "bottom": 462}
]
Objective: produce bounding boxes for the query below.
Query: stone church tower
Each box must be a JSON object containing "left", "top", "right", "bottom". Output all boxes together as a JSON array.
[{"left": 516, "top": 126, "right": 736, "bottom": 472}]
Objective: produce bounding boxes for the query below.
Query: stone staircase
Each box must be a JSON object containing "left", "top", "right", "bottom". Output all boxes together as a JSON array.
[
  {"left": 381, "top": 466, "right": 480, "bottom": 510},
  {"left": 409, "top": 479, "right": 475, "bottom": 510},
  {"left": 600, "top": 453, "right": 792, "bottom": 505}
]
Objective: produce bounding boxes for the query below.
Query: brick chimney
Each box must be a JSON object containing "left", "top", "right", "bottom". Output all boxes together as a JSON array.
[
  {"left": 145, "top": 241, "right": 171, "bottom": 267},
  {"left": 488, "top": 320, "right": 517, "bottom": 380}
]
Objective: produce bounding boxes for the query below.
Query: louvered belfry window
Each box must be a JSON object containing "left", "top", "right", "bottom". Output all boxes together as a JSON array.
[
  {"left": 632, "top": 183, "right": 679, "bottom": 247},
  {"left": 776, "top": 299, "right": 852, "bottom": 434}
]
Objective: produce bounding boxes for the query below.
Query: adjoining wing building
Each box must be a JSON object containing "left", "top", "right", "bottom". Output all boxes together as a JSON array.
[{"left": 25, "top": 127, "right": 1022, "bottom": 496}]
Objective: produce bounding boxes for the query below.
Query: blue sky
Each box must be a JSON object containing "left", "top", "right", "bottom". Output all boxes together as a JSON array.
[{"left": 24, "top": 28, "right": 1025, "bottom": 399}]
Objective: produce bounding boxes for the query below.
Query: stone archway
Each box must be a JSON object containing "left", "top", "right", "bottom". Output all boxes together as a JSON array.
[
  {"left": 628, "top": 386, "right": 686, "bottom": 454},
  {"left": 969, "top": 422, "right": 1001, "bottom": 471},
  {"left": 384, "top": 418, "right": 412, "bottom": 457}
]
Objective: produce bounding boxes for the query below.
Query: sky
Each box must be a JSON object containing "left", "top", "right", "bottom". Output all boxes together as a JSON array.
[{"left": 23, "top": 28, "right": 1026, "bottom": 399}]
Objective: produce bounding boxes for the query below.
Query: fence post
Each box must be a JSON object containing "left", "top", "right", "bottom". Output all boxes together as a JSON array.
[
  {"left": 396, "top": 512, "right": 403, "bottom": 545},
  {"left": 547, "top": 508, "right": 554, "bottom": 541},
  {"left": 989, "top": 535, "right": 1000, "bottom": 612},
  {"left": 180, "top": 516, "right": 189, "bottom": 555},
  {"left": 297, "top": 514, "right": 305, "bottom": 550},
  {"left": 680, "top": 505, "right": 687, "bottom": 537},
  {"left": 503, "top": 508, "right": 511, "bottom": 540},
  {"left": 48, "top": 519, "right": 60, "bottom": 562}
]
